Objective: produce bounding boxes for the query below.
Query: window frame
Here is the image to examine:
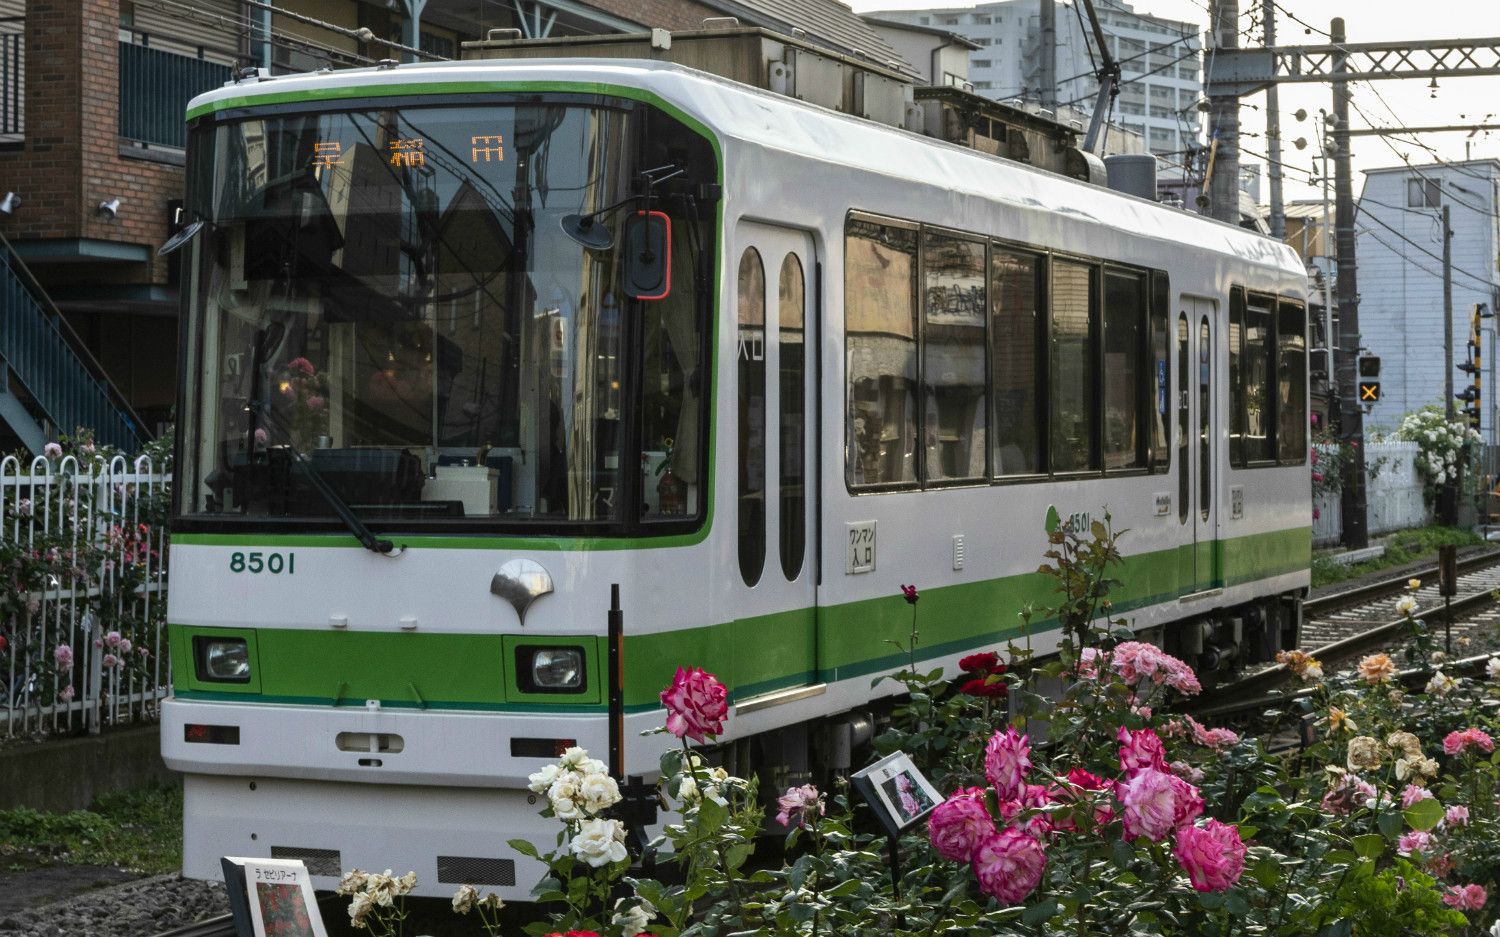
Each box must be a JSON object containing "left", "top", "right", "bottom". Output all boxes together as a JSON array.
[
  {"left": 1229, "top": 284, "right": 1310, "bottom": 470},
  {"left": 842, "top": 209, "right": 1168, "bottom": 492}
]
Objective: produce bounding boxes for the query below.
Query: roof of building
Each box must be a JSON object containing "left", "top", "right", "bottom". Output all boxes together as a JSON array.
[
  {"left": 1361, "top": 159, "right": 1500, "bottom": 176},
  {"left": 1283, "top": 201, "right": 1328, "bottom": 219},
  {"left": 702, "top": 0, "right": 920, "bottom": 75},
  {"left": 862, "top": 15, "right": 983, "bottom": 50}
]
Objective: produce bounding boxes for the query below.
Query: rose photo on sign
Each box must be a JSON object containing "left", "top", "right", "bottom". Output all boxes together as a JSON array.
[
  {"left": 221, "top": 857, "right": 328, "bottom": 937},
  {"left": 851, "top": 750, "right": 943, "bottom": 837}
]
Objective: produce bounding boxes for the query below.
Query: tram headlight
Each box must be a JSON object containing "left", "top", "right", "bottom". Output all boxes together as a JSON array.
[
  {"left": 195, "top": 636, "right": 251, "bottom": 683},
  {"left": 519, "top": 645, "right": 586, "bottom": 693}
]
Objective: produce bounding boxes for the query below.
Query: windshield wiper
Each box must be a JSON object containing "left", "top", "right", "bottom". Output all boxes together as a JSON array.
[
  {"left": 245, "top": 327, "right": 395, "bottom": 555},
  {"left": 250, "top": 402, "right": 396, "bottom": 555}
]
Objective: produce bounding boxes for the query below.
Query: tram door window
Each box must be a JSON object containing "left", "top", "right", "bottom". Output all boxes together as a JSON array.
[
  {"left": 779, "top": 254, "right": 806, "bottom": 582},
  {"left": 990, "top": 248, "right": 1043, "bottom": 477},
  {"left": 1277, "top": 300, "right": 1308, "bottom": 464},
  {"left": 1103, "top": 270, "right": 1146, "bottom": 470},
  {"left": 1241, "top": 294, "right": 1276, "bottom": 463},
  {"left": 1177, "top": 313, "right": 1189, "bottom": 525},
  {"left": 922, "top": 232, "right": 987, "bottom": 481},
  {"left": 1050, "top": 260, "right": 1097, "bottom": 472},
  {"left": 738, "top": 248, "right": 768, "bottom": 587},
  {"left": 1199, "top": 317, "right": 1211, "bottom": 523},
  {"left": 846, "top": 218, "right": 919, "bottom": 488},
  {"left": 1150, "top": 273, "right": 1170, "bottom": 473}
]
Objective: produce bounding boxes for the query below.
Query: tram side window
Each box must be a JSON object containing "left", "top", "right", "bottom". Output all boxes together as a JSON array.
[
  {"left": 1278, "top": 299, "right": 1308, "bottom": 464},
  {"left": 738, "top": 248, "right": 767, "bottom": 587},
  {"left": 846, "top": 217, "right": 919, "bottom": 488},
  {"left": 1050, "top": 260, "right": 1097, "bottom": 472},
  {"left": 1242, "top": 293, "right": 1276, "bottom": 463},
  {"left": 922, "top": 231, "right": 988, "bottom": 481},
  {"left": 1103, "top": 269, "right": 1146, "bottom": 471},
  {"left": 991, "top": 247, "right": 1044, "bottom": 476},
  {"left": 1150, "top": 272, "right": 1170, "bottom": 473}
]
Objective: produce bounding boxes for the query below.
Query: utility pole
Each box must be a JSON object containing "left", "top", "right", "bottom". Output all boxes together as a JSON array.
[
  {"left": 1040, "top": 0, "right": 1057, "bottom": 110},
  {"left": 1441, "top": 204, "right": 1457, "bottom": 524},
  {"left": 1331, "top": 16, "right": 1368, "bottom": 549},
  {"left": 1262, "top": 0, "right": 1286, "bottom": 237},
  {"left": 1206, "top": 0, "right": 1240, "bottom": 223}
]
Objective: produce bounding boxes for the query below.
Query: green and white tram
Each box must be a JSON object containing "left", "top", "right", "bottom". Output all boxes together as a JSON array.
[{"left": 163, "top": 53, "right": 1310, "bottom": 898}]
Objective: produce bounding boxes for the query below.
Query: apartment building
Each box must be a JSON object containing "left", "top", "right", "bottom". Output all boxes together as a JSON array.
[{"left": 866, "top": 0, "right": 1203, "bottom": 175}]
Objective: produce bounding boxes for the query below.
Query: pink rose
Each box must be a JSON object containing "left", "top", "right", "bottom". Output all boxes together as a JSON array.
[
  {"left": 43, "top": 442, "right": 62, "bottom": 460},
  {"left": 659, "top": 666, "right": 727, "bottom": 742},
  {"left": 1445, "top": 805, "right": 1470, "bottom": 827},
  {"left": 102, "top": 653, "right": 119, "bottom": 668},
  {"left": 1173, "top": 818, "right": 1246, "bottom": 892},
  {"left": 775, "top": 784, "right": 823, "bottom": 828},
  {"left": 54, "top": 644, "right": 73, "bottom": 669},
  {"left": 1074, "top": 647, "right": 1102, "bottom": 679},
  {"left": 254, "top": 428, "right": 269, "bottom": 446},
  {"left": 59, "top": 684, "right": 75, "bottom": 703},
  {"left": 1120, "top": 768, "right": 1178, "bottom": 842},
  {"left": 984, "top": 727, "right": 1031, "bottom": 801},
  {"left": 1117, "top": 726, "right": 1168, "bottom": 777},
  {"left": 929, "top": 788, "right": 993, "bottom": 861},
  {"left": 1168, "top": 774, "right": 1204, "bottom": 830},
  {"left": 1443, "top": 727, "right": 1495, "bottom": 756},
  {"left": 1442, "top": 884, "right": 1487, "bottom": 911},
  {"left": 899, "top": 790, "right": 920, "bottom": 817},
  {"left": 287, "top": 357, "right": 316, "bottom": 376},
  {"left": 105, "top": 630, "right": 121, "bottom": 648},
  {"left": 1400, "top": 784, "right": 1435, "bottom": 809},
  {"left": 971, "top": 827, "right": 1047, "bottom": 905},
  {"left": 1110, "top": 642, "right": 1201, "bottom": 696},
  {"left": 119, "top": 638, "right": 132, "bottom": 655},
  {"left": 306, "top": 395, "right": 326, "bottom": 411},
  {"left": 1397, "top": 830, "right": 1434, "bottom": 857}
]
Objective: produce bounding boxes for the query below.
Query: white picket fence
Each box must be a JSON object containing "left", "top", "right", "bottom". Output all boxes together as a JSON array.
[
  {"left": 1313, "top": 441, "right": 1431, "bottom": 547},
  {"left": 1, "top": 454, "right": 170, "bottom": 739}
]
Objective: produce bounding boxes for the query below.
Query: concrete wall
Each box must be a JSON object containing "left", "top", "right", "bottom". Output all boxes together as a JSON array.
[{"left": 0, "top": 726, "right": 172, "bottom": 813}]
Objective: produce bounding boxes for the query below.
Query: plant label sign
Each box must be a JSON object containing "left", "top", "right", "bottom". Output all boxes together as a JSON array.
[
  {"left": 221, "top": 856, "right": 328, "bottom": 937},
  {"left": 851, "top": 750, "right": 942, "bottom": 838}
]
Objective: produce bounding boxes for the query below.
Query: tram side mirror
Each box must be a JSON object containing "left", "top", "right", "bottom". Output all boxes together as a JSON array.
[{"left": 622, "top": 210, "right": 671, "bottom": 301}]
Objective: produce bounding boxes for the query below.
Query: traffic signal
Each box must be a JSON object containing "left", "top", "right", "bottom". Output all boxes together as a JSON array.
[
  {"left": 1358, "top": 354, "right": 1381, "bottom": 379},
  {"left": 1359, "top": 380, "right": 1381, "bottom": 402}
]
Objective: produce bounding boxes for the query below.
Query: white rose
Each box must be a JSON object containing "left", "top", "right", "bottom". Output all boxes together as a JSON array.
[
  {"left": 549, "top": 775, "right": 584, "bottom": 820},
  {"left": 559, "top": 746, "right": 590, "bottom": 767},
  {"left": 612, "top": 897, "right": 656, "bottom": 936},
  {"left": 348, "top": 891, "right": 374, "bottom": 927},
  {"left": 1305, "top": 663, "right": 1324, "bottom": 681},
  {"left": 452, "top": 884, "right": 478, "bottom": 915},
  {"left": 1425, "top": 671, "right": 1457, "bottom": 696},
  {"left": 1486, "top": 657, "right": 1500, "bottom": 681},
  {"left": 579, "top": 772, "right": 622, "bottom": 814},
  {"left": 528, "top": 763, "right": 561, "bottom": 794},
  {"left": 570, "top": 818, "right": 628, "bottom": 867},
  {"left": 1395, "top": 596, "right": 1418, "bottom": 617},
  {"left": 676, "top": 774, "right": 699, "bottom": 802}
]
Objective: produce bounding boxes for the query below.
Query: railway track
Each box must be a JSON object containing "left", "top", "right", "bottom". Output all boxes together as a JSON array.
[
  {"left": 147, "top": 914, "right": 237, "bottom": 937},
  {"left": 1196, "top": 546, "right": 1500, "bottom": 718}
]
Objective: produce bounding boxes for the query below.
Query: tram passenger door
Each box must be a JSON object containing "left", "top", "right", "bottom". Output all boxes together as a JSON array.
[
  {"left": 1179, "top": 297, "right": 1221, "bottom": 594},
  {"left": 731, "top": 223, "right": 820, "bottom": 694}
]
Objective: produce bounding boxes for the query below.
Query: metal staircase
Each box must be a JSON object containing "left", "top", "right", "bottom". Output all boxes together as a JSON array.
[{"left": 0, "top": 231, "right": 146, "bottom": 454}]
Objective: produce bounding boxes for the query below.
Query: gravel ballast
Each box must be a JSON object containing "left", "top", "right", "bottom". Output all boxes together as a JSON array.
[{"left": 0, "top": 873, "right": 227, "bottom": 937}]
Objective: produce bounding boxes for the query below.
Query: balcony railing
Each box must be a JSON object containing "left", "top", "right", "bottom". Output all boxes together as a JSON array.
[
  {"left": 1, "top": 17, "right": 21, "bottom": 140},
  {"left": 118, "top": 40, "right": 230, "bottom": 149}
]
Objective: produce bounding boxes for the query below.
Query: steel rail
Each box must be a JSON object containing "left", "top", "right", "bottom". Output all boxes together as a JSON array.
[
  {"left": 146, "top": 914, "right": 237, "bottom": 937},
  {"left": 1302, "top": 546, "right": 1500, "bottom": 617},
  {"left": 1195, "top": 585, "right": 1500, "bottom": 719}
]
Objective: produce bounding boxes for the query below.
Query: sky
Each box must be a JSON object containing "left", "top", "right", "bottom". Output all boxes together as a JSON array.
[{"left": 845, "top": 0, "right": 1500, "bottom": 206}]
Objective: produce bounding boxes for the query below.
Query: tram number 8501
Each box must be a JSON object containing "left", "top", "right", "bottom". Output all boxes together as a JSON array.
[{"left": 228, "top": 551, "right": 296, "bottom": 575}]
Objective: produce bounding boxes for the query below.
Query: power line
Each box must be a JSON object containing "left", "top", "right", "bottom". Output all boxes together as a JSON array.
[{"left": 1357, "top": 205, "right": 1496, "bottom": 289}]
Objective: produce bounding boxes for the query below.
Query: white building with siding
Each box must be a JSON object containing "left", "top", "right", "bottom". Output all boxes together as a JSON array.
[{"left": 1356, "top": 161, "right": 1500, "bottom": 444}]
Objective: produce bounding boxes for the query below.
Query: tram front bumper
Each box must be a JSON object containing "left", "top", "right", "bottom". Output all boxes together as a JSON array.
[
  {"left": 182, "top": 773, "right": 555, "bottom": 901},
  {"left": 161, "top": 695, "right": 607, "bottom": 788}
]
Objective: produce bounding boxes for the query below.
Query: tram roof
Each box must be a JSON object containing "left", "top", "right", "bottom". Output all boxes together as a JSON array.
[{"left": 187, "top": 58, "right": 1304, "bottom": 280}]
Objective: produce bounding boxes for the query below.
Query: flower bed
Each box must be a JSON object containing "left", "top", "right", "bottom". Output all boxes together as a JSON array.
[{"left": 336, "top": 518, "right": 1500, "bottom": 936}]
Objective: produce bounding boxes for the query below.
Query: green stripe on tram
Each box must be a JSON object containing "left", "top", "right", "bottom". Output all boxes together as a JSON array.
[{"left": 171, "top": 527, "right": 1308, "bottom": 714}]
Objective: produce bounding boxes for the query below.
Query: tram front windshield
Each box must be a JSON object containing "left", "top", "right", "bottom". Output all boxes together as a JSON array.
[{"left": 177, "top": 101, "right": 712, "bottom": 531}]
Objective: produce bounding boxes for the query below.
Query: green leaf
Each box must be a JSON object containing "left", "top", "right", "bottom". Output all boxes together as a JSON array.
[
  {"left": 724, "top": 842, "right": 752, "bottom": 871},
  {"left": 507, "top": 838, "right": 541, "bottom": 860},
  {"left": 1021, "top": 899, "right": 1060, "bottom": 925},
  {"left": 1225, "top": 891, "right": 1250, "bottom": 916},
  {"left": 1352, "top": 833, "right": 1385, "bottom": 859},
  {"left": 826, "top": 878, "right": 862, "bottom": 898},
  {"left": 1112, "top": 838, "right": 1135, "bottom": 871},
  {"left": 1250, "top": 858, "right": 1280, "bottom": 888},
  {"left": 1403, "top": 797, "right": 1445, "bottom": 832},
  {"left": 1377, "top": 809, "right": 1403, "bottom": 839},
  {"left": 1196, "top": 891, "right": 1225, "bottom": 910}
]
